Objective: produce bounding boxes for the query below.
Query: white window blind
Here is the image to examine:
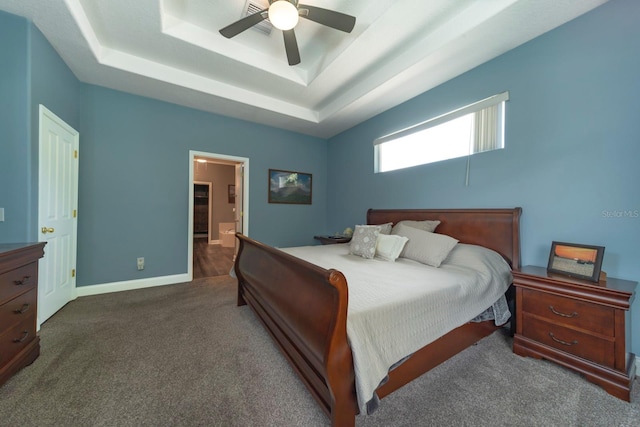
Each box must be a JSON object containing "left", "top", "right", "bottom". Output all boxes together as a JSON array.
[{"left": 374, "top": 91, "right": 509, "bottom": 173}]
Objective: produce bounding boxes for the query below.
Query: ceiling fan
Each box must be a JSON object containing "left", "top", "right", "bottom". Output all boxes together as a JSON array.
[{"left": 219, "top": 0, "right": 356, "bottom": 66}]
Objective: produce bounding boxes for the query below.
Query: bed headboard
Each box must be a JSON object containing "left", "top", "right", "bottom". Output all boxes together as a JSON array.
[{"left": 367, "top": 208, "right": 522, "bottom": 269}]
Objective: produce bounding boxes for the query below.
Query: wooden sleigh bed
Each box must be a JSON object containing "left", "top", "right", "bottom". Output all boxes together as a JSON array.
[{"left": 233, "top": 208, "right": 522, "bottom": 426}]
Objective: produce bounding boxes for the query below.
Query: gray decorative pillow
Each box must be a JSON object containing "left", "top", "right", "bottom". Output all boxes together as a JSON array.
[
  {"left": 392, "top": 222, "right": 458, "bottom": 267},
  {"left": 349, "top": 225, "right": 381, "bottom": 259},
  {"left": 378, "top": 222, "right": 393, "bottom": 235},
  {"left": 392, "top": 219, "right": 441, "bottom": 234}
]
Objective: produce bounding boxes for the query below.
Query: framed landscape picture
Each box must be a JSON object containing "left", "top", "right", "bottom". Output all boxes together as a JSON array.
[
  {"left": 268, "top": 169, "right": 312, "bottom": 204},
  {"left": 547, "top": 241, "right": 605, "bottom": 282}
]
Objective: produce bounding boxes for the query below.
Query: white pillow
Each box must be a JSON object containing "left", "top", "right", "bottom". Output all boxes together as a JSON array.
[
  {"left": 392, "top": 219, "right": 441, "bottom": 233},
  {"left": 349, "top": 225, "right": 381, "bottom": 259},
  {"left": 375, "top": 234, "right": 409, "bottom": 262},
  {"left": 392, "top": 222, "right": 458, "bottom": 267}
]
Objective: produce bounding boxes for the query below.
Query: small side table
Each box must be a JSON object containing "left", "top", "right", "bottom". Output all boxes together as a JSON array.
[
  {"left": 512, "top": 265, "right": 637, "bottom": 401},
  {"left": 314, "top": 235, "right": 351, "bottom": 245}
]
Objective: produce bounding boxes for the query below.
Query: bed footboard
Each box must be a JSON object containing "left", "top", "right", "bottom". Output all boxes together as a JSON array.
[{"left": 234, "top": 233, "right": 358, "bottom": 426}]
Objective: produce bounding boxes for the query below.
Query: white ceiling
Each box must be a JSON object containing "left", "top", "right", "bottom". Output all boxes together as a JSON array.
[{"left": 0, "top": 0, "right": 608, "bottom": 138}]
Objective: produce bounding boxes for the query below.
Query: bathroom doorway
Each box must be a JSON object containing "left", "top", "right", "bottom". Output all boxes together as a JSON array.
[{"left": 188, "top": 151, "right": 249, "bottom": 280}]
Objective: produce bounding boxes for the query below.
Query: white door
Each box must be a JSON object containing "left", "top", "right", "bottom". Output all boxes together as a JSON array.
[{"left": 38, "top": 105, "right": 79, "bottom": 325}]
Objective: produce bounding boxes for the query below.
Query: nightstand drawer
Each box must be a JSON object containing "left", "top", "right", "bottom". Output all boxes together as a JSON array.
[
  {"left": 0, "top": 263, "right": 38, "bottom": 304},
  {"left": 522, "top": 315, "right": 614, "bottom": 368},
  {"left": 521, "top": 288, "right": 614, "bottom": 336}
]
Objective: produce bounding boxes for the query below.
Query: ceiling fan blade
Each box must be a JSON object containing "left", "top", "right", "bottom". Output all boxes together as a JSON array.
[
  {"left": 219, "top": 9, "right": 268, "bottom": 38},
  {"left": 283, "top": 29, "right": 301, "bottom": 66},
  {"left": 298, "top": 4, "right": 356, "bottom": 33}
]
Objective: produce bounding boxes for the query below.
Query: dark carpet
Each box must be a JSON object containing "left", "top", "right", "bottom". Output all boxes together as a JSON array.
[{"left": 0, "top": 276, "right": 638, "bottom": 426}]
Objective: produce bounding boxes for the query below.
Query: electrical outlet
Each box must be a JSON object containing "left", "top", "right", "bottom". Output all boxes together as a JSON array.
[{"left": 137, "top": 257, "right": 144, "bottom": 270}]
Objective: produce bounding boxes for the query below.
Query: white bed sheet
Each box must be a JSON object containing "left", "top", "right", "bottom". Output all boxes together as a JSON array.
[{"left": 280, "top": 242, "right": 512, "bottom": 413}]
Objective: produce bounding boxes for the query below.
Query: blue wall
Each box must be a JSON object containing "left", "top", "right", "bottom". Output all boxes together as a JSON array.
[
  {"left": 77, "top": 85, "right": 327, "bottom": 286},
  {"left": 327, "top": 0, "right": 640, "bottom": 354},
  {"left": 0, "top": 11, "right": 29, "bottom": 242},
  {"left": 0, "top": 12, "right": 80, "bottom": 243}
]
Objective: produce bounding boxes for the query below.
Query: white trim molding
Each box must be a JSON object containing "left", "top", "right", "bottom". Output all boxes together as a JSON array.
[{"left": 76, "top": 273, "right": 191, "bottom": 297}]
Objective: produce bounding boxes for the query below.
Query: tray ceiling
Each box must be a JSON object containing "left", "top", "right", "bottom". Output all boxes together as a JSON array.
[{"left": 0, "top": 0, "right": 608, "bottom": 138}]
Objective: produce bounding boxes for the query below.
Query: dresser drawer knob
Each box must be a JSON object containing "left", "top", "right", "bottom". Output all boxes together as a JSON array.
[
  {"left": 14, "top": 303, "right": 30, "bottom": 314},
  {"left": 549, "top": 305, "right": 578, "bottom": 318},
  {"left": 14, "top": 276, "right": 31, "bottom": 286},
  {"left": 13, "top": 331, "right": 29, "bottom": 343},
  {"left": 549, "top": 332, "right": 578, "bottom": 346}
]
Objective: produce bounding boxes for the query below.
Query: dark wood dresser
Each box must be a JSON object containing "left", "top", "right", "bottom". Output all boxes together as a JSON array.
[
  {"left": 513, "top": 265, "right": 637, "bottom": 401},
  {"left": 0, "top": 242, "right": 46, "bottom": 386}
]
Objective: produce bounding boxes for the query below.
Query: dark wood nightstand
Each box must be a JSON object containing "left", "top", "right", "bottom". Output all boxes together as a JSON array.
[
  {"left": 313, "top": 235, "right": 351, "bottom": 245},
  {"left": 512, "top": 265, "right": 637, "bottom": 401}
]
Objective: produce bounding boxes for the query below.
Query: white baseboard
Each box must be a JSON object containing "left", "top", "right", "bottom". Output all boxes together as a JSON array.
[{"left": 76, "top": 273, "right": 192, "bottom": 297}]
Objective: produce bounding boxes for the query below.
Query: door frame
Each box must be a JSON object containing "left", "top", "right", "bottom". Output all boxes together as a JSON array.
[{"left": 188, "top": 150, "right": 249, "bottom": 280}]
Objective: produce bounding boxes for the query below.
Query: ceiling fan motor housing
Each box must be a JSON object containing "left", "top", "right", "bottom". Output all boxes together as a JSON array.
[
  {"left": 268, "top": 0, "right": 300, "bottom": 30},
  {"left": 268, "top": 0, "right": 299, "bottom": 7}
]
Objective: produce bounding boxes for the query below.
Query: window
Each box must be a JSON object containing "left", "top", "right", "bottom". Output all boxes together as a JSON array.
[{"left": 374, "top": 92, "right": 509, "bottom": 173}]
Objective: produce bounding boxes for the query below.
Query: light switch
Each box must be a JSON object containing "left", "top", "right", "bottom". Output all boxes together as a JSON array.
[{"left": 0, "top": 208, "right": 4, "bottom": 222}]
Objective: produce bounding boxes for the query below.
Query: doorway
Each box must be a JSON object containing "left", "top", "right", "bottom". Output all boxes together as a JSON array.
[{"left": 188, "top": 151, "right": 249, "bottom": 280}]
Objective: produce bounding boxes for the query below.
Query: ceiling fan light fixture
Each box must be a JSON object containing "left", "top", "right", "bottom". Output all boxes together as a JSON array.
[{"left": 268, "top": 1, "right": 299, "bottom": 31}]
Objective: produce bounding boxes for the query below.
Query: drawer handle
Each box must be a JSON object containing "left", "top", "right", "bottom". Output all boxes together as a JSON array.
[
  {"left": 13, "top": 331, "right": 29, "bottom": 343},
  {"left": 549, "top": 332, "right": 578, "bottom": 346},
  {"left": 14, "top": 276, "right": 31, "bottom": 286},
  {"left": 14, "top": 303, "right": 30, "bottom": 314},
  {"left": 549, "top": 305, "right": 578, "bottom": 318}
]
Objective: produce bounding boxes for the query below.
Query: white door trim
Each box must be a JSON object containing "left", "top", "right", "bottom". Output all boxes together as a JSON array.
[{"left": 188, "top": 150, "right": 249, "bottom": 281}]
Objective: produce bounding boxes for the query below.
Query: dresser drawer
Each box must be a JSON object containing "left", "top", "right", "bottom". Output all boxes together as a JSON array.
[
  {"left": 522, "top": 314, "right": 615, "bottom": 368},
  {"left": 0, "top": 263, "right": 37, "bottom": 304},
  {"left": 0, "top": 314, "right": 37, "bottom": 367},
  {"left": 521, "top": 288, "right": 614, "bottom": 336},
  {"left": 0, "top": 288, "right": 37, "bottom": 331}
]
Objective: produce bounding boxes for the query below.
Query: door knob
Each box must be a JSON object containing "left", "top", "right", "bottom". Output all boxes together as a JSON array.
[{"left": 41, "top": 227, "right": 55, "bottom": 234}]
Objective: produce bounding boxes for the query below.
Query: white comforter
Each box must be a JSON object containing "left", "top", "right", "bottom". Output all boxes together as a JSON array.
[{"left": 280, "top": 242, "right": 512, "bottom": 413}]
